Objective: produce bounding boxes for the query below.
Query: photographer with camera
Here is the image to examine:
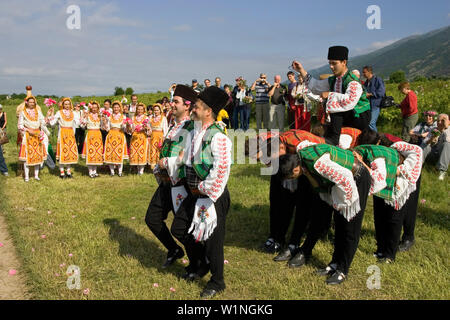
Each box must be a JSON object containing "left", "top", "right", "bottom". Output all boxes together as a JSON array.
[
  {"left": 251, "top": 73, "right": 271, "bottom": 130},
  {"left": 362, "top": 66, "right": 385, "bottom": 132}
]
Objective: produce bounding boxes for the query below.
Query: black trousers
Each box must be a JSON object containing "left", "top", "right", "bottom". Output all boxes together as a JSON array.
[
  {"left": 302, "top": 166, "right": 370, "bottom": 274},
  {"left": 75, "top": 128, "right": 85, "bottom": 154},
  {"left": 330, "top": 166, "right": 371, "bottom": 274},
  {"left": 171, "top": 187, "right": 230, "bottom": 291},
  {"left": 269, "top": 173, "right": 314, "bottom": 247},
  {"left": 145, "top": 183, "right": 181, "bottom": 254},
  {"left": 299, "top": 196, "right": 333, "bottom": 256},
  {"left": 325, "top": 109, "right": 371, "bottom": 146},
  {"left": 373, "top": 196, "right": 406, "bottom": 260},
  {"left": 402, "top": 175, "right": 421, "bottom": 242}
]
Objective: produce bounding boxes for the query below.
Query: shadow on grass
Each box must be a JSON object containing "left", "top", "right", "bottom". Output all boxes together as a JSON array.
[
  {"left": 225, "top": 201, "right": 334, "bottom": 263},
  {"left": 103, "top": 218, "right": 182, "bottom": 276}
]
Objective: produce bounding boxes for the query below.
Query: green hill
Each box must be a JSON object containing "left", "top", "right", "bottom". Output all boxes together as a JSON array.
[{"left": 310, "top": 25, "right": 450, "bottom": 80}]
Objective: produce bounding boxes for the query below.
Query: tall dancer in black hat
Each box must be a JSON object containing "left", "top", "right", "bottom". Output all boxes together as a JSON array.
[
  {"left": 292, "top": 46, "right": 371, "bottom": 146},
  {"left": 145, "top": 85, "right": 198, "bottom": 268},
  {"left": 170, "top": 87, "right": 232, "bottom": 298}
]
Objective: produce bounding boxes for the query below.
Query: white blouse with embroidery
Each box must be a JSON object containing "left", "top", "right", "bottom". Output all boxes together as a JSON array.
[{"left": 306, "top": 75, "right": 363, "bottom": 114}]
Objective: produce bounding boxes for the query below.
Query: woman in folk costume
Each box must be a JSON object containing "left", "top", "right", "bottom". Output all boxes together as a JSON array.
[
  {"left": 46, "top": 97, "right": 79, "bottom": 179},
  {"left": 81, "top": 101, "right": 104, "bottom": 178},
  {"left": 18, "top": 96, "right": 49, "bottom": 182},
  {"left": 290, "top": 74, "right": 321, "bottom": 131},
  {"left": 128, "top": 103, "right": 149, "bottom": 175},
  {"left": 103, "top": 101, "right": 129, "bottom": 176},
  {"left": 148, "top": 103, "right": 168, "bottom": 170}
]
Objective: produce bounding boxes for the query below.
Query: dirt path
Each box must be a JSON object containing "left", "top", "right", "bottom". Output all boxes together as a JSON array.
[{"left": 0, "top": 213, "right": 29, "bottom": 300}]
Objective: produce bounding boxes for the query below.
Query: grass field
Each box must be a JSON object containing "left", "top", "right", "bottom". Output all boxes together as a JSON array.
[{"left": 0, "top": 82, "right": 449, "bottom": 300}]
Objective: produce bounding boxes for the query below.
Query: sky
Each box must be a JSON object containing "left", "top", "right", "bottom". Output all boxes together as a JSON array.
[{"left": 0, "top": 0, "right": 449, "bottom": 96}]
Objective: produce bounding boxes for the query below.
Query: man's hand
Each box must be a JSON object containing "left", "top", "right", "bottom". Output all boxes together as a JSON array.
[
  {"left": 366, "top": 93, "right": 373, "bottom": 98},
  {"left": 321, "top": 92, "right": 329, "bottom": 99},
  {"left": 292, "top": 61, "right": 304, "bottom": 73},
  {"left": 158, "top": 158, "right": 166, "bottom": 169}
]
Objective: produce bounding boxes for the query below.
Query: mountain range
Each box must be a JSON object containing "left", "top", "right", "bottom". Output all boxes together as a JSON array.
[{"left": 309, "top": 25, "right": 450, "bottom": 80}]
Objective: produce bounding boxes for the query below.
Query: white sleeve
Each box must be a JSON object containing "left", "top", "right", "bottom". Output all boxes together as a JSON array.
[
  {"left": 162, "top": 117, "right": 169, "bottom": 136},
  {"left": 304, "top": 86, "right": 321, "bottom": 102},
  {"left": 306, "top": 76, "right": 330, "bottom": 95},
  {"left": 338, "top": 134, "right": 353, "bottom": 150},
  {"left": 313, "top": 153, "right": 360, "bottom": 221},
  {"left": 18, "top": 113, "right": 25, "bottom": 132},
  {"left": 368, "top": 158, "right": 387, "bottom": 196},
  {"left": 326, "top": 81, "right": 363, "bottom": 114},
  {"left": 296, "top": 140, "right": 317, "bottom": 152},
  {"left": 198, "top": 133, "right": 232, "bottom": 202},
  {"left": 390, "top": 142, "right": 422, "bottom": 185},
  {"left": 47, "top": 111, "right": 60, "bottom": 127}
]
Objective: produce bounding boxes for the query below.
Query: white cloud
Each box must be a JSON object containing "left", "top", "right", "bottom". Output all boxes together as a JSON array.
[
  {"left": 84, "top": 2, "right": 143, "bottom": 27},
  {"left": 354, "top": 39, "right": 399, "bottom": 55},
  {"left": 172, "top": 24, "right": 192, "bottom": 32}
]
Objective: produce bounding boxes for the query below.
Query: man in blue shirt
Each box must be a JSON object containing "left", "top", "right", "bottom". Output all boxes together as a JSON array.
[{"left": 362, "top": 66, "right": 385, "bottom": 132}]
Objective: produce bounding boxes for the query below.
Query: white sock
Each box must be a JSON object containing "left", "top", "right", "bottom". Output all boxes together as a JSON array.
[
  {"left": 118, "top": 164, "right": 123, "bottom": 175},
  {"left": 24, "top": 165, "right": 30, "bottom": 180},
  {"left": 88, "top": 166, "right": 94, "bottom": 175},
  {"left": 34, "top": 166, "right": 39, "bottom": 178},
  {"left": 59, "top": 165, "right": 65, "bottom": 176},
  {"left": 138, "top": 166, "right": 144, "bottom": 174},
  {"left": 109, "top": 165, "right": 115, "bottom": 174},
  {"left": 66, "top": 165, "right": 71, "bottom": 175}
]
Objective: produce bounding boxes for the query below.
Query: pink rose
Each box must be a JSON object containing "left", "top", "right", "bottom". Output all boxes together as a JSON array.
[
  {"left": 9, "top": 269, "right": 17, "bottom": 276},
  {"left": 83, "top": 288, "right": 90, "bottom": 295}
]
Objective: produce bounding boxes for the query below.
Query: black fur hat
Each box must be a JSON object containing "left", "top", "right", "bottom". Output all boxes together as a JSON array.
[
  {"left": 197, "top": 86, "right": 230, "bottom": 115},
  {"left": 173, "top": 84, "right": 198, "bottom": 103},
  {"left": 328, "top": 46, "right": 349, "bottom": 60}
]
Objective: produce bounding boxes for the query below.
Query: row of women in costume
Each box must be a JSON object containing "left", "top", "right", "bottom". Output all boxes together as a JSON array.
[
  {"left": 254, "top": 126, "right": 422, "bottom": 285},
  {"left": 17, "top": 97, "right": 169, "bottom": 180}
]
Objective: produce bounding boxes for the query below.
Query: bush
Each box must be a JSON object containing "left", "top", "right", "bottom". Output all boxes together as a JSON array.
[
  {"left": 389, "top": 70, "right": 406, "bottom": 83},
  {"left": 114, "top": 87, "right": 125, "bottom": 96},
  {"left": 125, "top": 87, "right": 134, "bottom": 95}
]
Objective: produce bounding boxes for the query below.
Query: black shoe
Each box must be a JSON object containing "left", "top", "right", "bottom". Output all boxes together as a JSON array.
[
  {"left": 377, "top": 257, "right": 394, "bottom": 264},
  {"left": 398, "top": 239, "right": 415, "bottom": 252},
  {"left": 316, "top": 265, "right": 336, "bottom": 276},
  {"left": 261, "top": 238, "right": 274, "bottom": 251},
  {"left": 200, "top": 288, "right": 223, "bottom": 299},
  {"left": 273, "top": 248, "right": 292, "bottom": 262},
  {"left": 66, "top": 174, "right": 73, "bottom": 179},
  {"left": 373, "top": 251, "right": 384, "bottom": 259},
  {"left": 326, "top": 270, "right": 346, "bottom": 285},
  {"left": 162, "top": 248, "right": 184, "bottom": 268},
  {"left": 59, "top": 175, "right": 65, "bottom": 179},
  {"left": 180, "top": 272, "right": 198, "bottom": 282},
  {"left": 287, "top": 251, "right": 308, "bottom": 268}
]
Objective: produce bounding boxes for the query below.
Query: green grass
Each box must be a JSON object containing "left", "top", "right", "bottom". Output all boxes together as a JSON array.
[{"left": 0, "top": 86, "right": 449, "bottom": 300}]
